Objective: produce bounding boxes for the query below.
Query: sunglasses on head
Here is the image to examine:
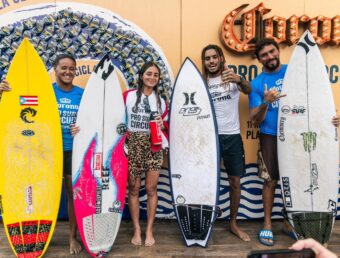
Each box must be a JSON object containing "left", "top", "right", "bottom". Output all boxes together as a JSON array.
[{"left": 143, "top": 96, "right": 151, "bottom": 113}]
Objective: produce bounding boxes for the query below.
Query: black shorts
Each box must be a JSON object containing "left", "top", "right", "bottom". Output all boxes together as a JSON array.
[
  {"left": 63, "top": 150, "right": 72, "bottom": 176},
  {"left": 219, "top": 134, "right": 245, "bottom": 177},
  {"left": 259, "top": 133, "right": 279, "bottom": 180}
]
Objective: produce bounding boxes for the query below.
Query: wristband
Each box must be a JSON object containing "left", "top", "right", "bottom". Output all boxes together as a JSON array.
[{"left": 262, "top": 100, "right": 270, "bottom": 107}]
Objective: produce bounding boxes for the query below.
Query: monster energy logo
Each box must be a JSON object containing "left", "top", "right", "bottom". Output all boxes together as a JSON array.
[{"left": 301, "top": 131, "right": 317, "bottom": 152}]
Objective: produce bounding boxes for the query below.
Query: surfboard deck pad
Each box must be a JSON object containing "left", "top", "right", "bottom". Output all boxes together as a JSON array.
[
  {"left": 284, "top": 210, "right": 334, "bottom": 243},
  {"left": 176, "top": 204, "right": 216, "bottom": 241}
]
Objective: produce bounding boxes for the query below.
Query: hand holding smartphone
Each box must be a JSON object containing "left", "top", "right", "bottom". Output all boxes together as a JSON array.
[{"left": 247, "top": 248, "right": 315, "bottom": 258}]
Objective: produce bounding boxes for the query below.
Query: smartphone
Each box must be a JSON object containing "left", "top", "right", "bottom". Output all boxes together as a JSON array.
[{"left": 247, "top": 248, "right": 315, "bottom": 258}]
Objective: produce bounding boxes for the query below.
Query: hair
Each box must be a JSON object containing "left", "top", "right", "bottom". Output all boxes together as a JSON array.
[
  {"left": 133, "top": 61, "right": 162, "bottom": 113},
  {"left": 254, "top": 38, "right": 280, "bottom": 59},
  {"left": 201, "top": 44, "right": 226, "bottom": 79},
  {"left": 53, "top": 54, "right": 77, "bottom": 68}
]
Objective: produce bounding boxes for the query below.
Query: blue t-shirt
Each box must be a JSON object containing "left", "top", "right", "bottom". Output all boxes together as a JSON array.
[
  {"left": 53, "top": 82, "right": 84, "bottom": 151},
  {"left": 248, "top": 65, "right": 287, "bottom": 136}
]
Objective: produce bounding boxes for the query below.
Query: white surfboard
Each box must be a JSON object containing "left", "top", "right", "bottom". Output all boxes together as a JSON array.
[
  {"left": 278, "top": 30, "right": 339, "bottom": 243},
  {"left": 72, "top": 54, "right": 128, "bottom": 257},
  {"left": 169, "top": 58, "right": 220, "bottom": 247}
]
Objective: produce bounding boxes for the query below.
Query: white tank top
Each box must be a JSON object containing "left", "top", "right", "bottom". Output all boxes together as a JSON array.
[{"left": 207, "top": 76, "right": 240, "bottom": 134}]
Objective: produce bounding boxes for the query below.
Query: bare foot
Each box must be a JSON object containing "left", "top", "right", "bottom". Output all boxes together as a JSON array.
[
  {"left": 230, "top": 225, "right": 250, "bottom": 242},
  {"left": 131, "top": 232, "right": 142, "bottom": 246},
  {"left": 145, "top": 232, "right": 155, "bottom": 247},
  {"left": 69, "top": 237, "right": 82, "bottom": 255}
]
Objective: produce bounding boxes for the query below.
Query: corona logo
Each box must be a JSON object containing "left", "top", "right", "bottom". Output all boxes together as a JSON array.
[{"left": 220, "top": 3, "right": 340, "bottom": 53}]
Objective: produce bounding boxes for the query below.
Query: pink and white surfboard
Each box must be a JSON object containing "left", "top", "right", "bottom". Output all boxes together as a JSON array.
[{"left": 72, "top": 54, "right": 128, "bottom": 257}]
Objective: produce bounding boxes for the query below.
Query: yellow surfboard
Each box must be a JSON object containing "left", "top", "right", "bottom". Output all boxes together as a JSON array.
[{"left": 0, "top": 38, "right": 62, "bottom": 257}]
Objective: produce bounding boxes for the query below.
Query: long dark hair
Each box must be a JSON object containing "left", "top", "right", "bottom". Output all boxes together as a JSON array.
[
  {"left": 133, "top": 61, "right": 162, "bottom": 113},
  {"left": 201, "top": 44, "right": 226, "bottom": 80}
]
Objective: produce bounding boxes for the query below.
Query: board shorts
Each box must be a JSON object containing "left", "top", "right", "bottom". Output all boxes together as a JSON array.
[
  {"left": 219, "top": 134, "right": 245, "bottom": 177},
  {"left": 259, "top": 133, "right": 279, "bottom": 180},
  {"left": 127, "top": 131, "right": 163, "bottom": 178},
  {"left": 63, "top": 150, "right": 72, "bottom": 176}
]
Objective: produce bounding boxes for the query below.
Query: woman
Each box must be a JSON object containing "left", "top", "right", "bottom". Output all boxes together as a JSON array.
[{"left": 124, "top": 62, "right": 168, "bottom": 247}]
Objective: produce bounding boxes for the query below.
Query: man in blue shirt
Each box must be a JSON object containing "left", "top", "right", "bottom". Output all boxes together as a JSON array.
[
  {"left": 249, "top": 38, "right": 286, "bottom": 246},
  {"left": 249, "top": 38, "right": 340, "bottom": 246}
]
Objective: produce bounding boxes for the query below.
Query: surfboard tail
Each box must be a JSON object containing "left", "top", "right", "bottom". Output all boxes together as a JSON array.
[
  {"left": 284, "top": 210, "right": 335, "bottom": 244},
  {"left": 174, "top": 204, "right": 220, "bottom": 247}
]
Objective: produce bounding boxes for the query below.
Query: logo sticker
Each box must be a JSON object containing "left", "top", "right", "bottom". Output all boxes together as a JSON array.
[
  {"left": 304, "top": 163, "right": 319, "bottom": 193},
  {"left": 109, "top": 200, "right": 121, "bottom": 213},
  {"left": 25, "top": 186, "right": 33, "bottom": 214},
  {"left": 291, "top": 105, "right": 306, "bottom": 115},
  {"left": 282, "top": 177, "right": 292, "bottom": 208},
  {"left": 116, "top": 123, "right": 127, "bottom": 135},
  {"left": 21, "top": 130, "right": 35, "bottom": 136},
  {"left": 176, "top": 195, "right": 186, "bottom": 204},
  {"left": 179, "top": 91, "right": 202, "bottom": 116},
  {"left": 93, "top": 153, "right": 102, "bottom": 177},
  {"left": 301, "top": 131, "right": 317, "bottom": 152},
  {"left": 281, "top": 105, "right": 291, "bottom": 114},
  {"left": 20, "top": 107, "right": 37, "bottom": 123},
  {"left": 279, "top": 117, "right": 286, "bottom": 141},
  {"left": 328, "top": 200, "right": 337, "bottom": 215},
  {"left": 20, "top": 95, "right": 38, "bottom": 106},
  {"left": 171, "top": 174, "right": 182, "bottom": 179}
]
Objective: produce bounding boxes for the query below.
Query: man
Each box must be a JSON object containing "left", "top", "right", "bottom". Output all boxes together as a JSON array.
[
  {"left": 0, "top": 54, "right": 84, "bottom": 254},
  {"left": 249, "top": 38, "right": 339, "bottom": 246},
  {"left": 201, "top": 44, "right": 251, "bottom": 241}
]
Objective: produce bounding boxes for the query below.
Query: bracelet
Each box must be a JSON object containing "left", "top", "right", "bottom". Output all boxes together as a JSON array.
[{"left": 262, "top": 100, "right": 270, "bottom": 107}]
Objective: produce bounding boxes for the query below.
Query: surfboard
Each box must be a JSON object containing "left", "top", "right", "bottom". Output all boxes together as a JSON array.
[
  {"left": 0, "top": 38, "right": 62, "bottom": 257},
  {"left": 168, "top": 58, "right": 220, "bottom": 247},
  {"left": 278, "top": 30, "right": 339, "bottom": 244},
  {"left": 72, "top": 54, "right": 128, "bottom": 257}
]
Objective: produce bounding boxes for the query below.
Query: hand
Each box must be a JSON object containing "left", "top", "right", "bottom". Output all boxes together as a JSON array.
[
  {"left": 0, "top": 80, "right": 11, "bottom": 93},
  {"left": 290, "top": 238, "right": 337, "bottom": 258},
  {"left": 263, "top": 84, "right": 286, "bottom": 104},
  {"left": 155, "top": 114, "right": 164, "bottom": 129},
  {"left": 332, "top": 114, "right": 339, "bottom": 127},
  {"left": 221, "top": 66, "right": 241, "bottom": 85},
  {"left": 70, "top": 124, "right": 80, "bottom": 137}
]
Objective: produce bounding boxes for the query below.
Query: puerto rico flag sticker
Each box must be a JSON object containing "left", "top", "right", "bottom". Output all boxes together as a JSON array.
[{"left": 20, "top": 96, "right": 38, "bottom": 106}]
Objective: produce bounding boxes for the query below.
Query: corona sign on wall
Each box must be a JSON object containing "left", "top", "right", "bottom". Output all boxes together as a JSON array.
[
  {"left": 220, "top": 3, "right": 340, "bottom": 53},
  {"left": 0, "top": 0, "right": 339, "bottom": 220}
]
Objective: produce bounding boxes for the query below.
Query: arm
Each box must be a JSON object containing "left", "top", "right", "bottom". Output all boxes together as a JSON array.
[
  {"left": 250, "top": 104, "right": 269, "bottom": 126},
  {"left": 236, "top": 76, "right": 251, "bottom": 95},
  {"left": 249, "top": 84, "right": 286, "bottom": 126}
]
